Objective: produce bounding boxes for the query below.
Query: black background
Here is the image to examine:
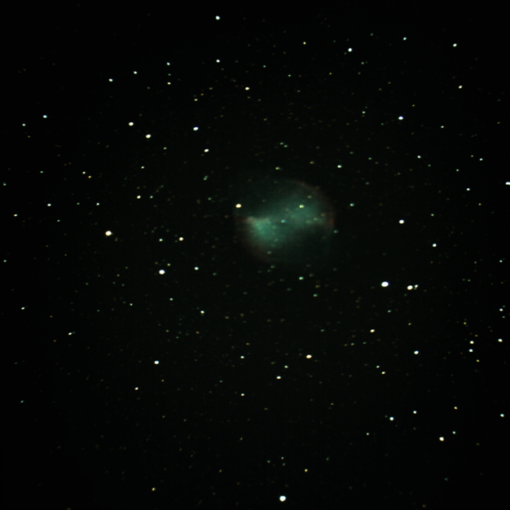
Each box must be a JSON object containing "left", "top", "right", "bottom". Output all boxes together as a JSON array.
[{"left": 4, "top": 6, "right": 508, "bottom": 509}]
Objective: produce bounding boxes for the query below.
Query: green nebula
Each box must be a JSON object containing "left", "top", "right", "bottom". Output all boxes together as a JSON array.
[
  {"left": 234, "top": 178, "right": 335, "bottom": 270},
  {"left": 249, "top": 202, "right": 322, "bottom": 245}
]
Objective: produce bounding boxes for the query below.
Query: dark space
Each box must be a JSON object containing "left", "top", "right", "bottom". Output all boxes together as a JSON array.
[{"left": 3, "top": 6, "right": 507, "bottom": 509}]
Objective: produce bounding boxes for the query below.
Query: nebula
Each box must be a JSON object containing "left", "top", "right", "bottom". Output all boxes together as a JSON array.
[{"left": 233, "top": 177, "right": 335, "bottom": 269}]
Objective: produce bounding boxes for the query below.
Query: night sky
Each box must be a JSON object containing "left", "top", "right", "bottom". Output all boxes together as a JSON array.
[{"left": 5, "top": 7, "right": 508, "bottom": 509}]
